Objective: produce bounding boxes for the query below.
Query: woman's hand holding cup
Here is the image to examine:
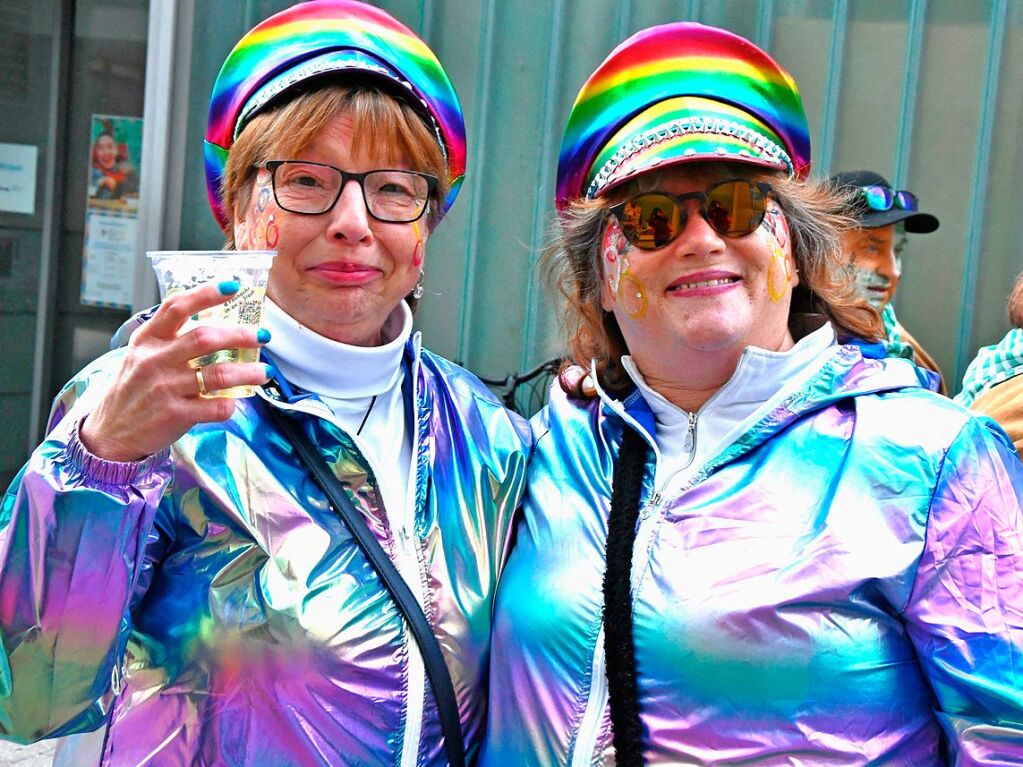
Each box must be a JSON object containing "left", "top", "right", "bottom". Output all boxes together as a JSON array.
[{"left": 78, "top": 281, "right": 272, "bottom": 462}]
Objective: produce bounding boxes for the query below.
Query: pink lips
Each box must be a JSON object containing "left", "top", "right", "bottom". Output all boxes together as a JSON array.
[
  {"left": 666, "top": 270, "right": 741, "bottom": 296},
  {"left": 309, "top": 262, "right": 382, "bottom": 286}
]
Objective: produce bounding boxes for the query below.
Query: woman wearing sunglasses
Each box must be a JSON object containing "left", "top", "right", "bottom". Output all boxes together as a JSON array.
[
  {"left": 483, "top": 22, "right": 1023, "bottom": 766},
  {"left": 0, "top": 2, "right": 528, "bottom": 765}
]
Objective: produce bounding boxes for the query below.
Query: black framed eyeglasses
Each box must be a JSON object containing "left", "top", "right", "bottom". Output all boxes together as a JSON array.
[
  {"left": 858, "top": 184, "right": 919, "bottom": 213},
  {"left": 255, "top": 160, "right": 438, "bottom": 223},
  {"left": 608, "top": 179, "right": 773, "bottom": 250}
]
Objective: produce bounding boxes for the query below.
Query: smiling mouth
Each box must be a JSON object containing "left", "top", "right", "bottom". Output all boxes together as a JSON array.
[{"left": 672, "top": 276, "right": 740, "bottom": 290}]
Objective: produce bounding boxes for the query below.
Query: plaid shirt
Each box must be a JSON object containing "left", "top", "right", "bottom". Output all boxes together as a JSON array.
[
  {"left": 954, "top": 327, "right": 1023, "bottom": 406},
  {"left": 881, "top": 303, "right": 916, "bottom": 360}
]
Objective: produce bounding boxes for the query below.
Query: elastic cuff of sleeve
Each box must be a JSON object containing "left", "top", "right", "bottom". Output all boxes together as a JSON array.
[{"left": 66, "top": 416, "right": 171, "bottom": 486}]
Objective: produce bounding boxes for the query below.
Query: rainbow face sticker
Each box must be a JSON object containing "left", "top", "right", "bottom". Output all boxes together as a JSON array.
[
  {"left": 235, "top": 170, "right": 276, "bottom": 249},
  {"left": 603, "top": 216, "right": 629, "bottom": 298},
  {"left": 256, "top": 185, "right": 272, "bottom": 213},
  {"left": 763, "top": 202, "right": 789, "bottom": 251},
  {"left": 602, "top": 216, "right": 647, "bottom": 318}
]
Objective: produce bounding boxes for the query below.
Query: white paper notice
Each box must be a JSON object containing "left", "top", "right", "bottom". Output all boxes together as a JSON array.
[
  {"left": 0, "top": 143, "right": 38, "bottom": 215},
  {"left": 81, "top": 210, "right": 138, "bottom": 308}
]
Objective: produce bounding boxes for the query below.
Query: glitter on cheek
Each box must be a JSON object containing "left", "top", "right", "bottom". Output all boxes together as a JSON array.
[{"left": 620, "top": 272, "right": 648, "bottom": 317}]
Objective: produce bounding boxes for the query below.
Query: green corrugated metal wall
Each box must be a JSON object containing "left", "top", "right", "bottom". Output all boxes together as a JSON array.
[{"left": 179, "top": 0, "right": 1023, "bottom": 408}]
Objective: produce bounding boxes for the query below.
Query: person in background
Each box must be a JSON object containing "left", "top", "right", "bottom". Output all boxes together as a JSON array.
[
  {"left": 955, "top": 268, "right": 1023, "bottom": 456},
  {"left": 0, "top": 2, "right": 528, "bottom": 765},
  {"left": 483, "top": 21, "right": 1023, "bottom": 766},
  {"left": 830, "top": 169, "right": 946, "bottom": 393}
]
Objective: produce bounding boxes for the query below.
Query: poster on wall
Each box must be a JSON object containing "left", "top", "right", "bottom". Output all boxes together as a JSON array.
[{"left": 81, "top": 114, "right": 142, "bottom": 309}]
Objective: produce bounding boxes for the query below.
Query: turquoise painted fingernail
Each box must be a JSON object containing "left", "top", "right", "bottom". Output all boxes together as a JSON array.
[
  {"left": 218, "top": 280, "right": 240, "bottom": 295},
  {"left": 263, "top": 364, "right": 273, "bottom": 379},
  {"left": 256, "top": 328, "right": 271, "bottom": 344}
]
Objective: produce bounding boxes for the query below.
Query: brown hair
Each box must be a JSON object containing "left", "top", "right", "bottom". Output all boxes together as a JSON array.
[
  {"left": 222, "top": 83, "right": 448, "bottom": 244},
  {"left": 547, "top": 163, "right": 882, "bottom": 398},
  {"left": 1009, "top": 270, "right": 1023, "bottom": 328}
]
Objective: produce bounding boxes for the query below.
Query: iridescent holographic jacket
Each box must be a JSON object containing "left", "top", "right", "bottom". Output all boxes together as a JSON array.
[
  {"left": 483, "top": 343, "right": 1023, "bottom": 766},
  {"left": 0, "top": 334, "right": 529, "bottom": 766}
]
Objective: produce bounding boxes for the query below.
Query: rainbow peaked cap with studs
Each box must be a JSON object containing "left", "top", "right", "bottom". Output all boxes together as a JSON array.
[
  {"left": 555, "top": 22, "right": 811, "bottom": 212},
  {"left": 205, "top": 0, "right": 466, "bottom": 231}
]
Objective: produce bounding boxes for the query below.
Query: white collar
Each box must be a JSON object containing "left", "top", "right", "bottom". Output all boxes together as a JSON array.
[
  {"left": 623, "top": 322, "right": 837, "bottom": 426},
  {"left": 620, "top": 323, "right": 838, "bottom": 491},
  {"left": 262, "top": 298, "right": 412, "bottom": 399}
]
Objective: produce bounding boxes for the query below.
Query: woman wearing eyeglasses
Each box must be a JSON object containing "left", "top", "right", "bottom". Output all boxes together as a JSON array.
[
  {"left": 482, "top": 22, "right": 1023, "bottom": 766},
  {"left": 0, "top": 2, "right": 527, "bottom": 765}
]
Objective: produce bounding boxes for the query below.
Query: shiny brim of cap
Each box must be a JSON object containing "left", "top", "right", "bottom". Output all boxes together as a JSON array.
[
  {"left": 586, "top": 96, "right": 793, "bottom": 200},
  {"left": 858, "top": 207, "right": 940, "bottom": 234}
]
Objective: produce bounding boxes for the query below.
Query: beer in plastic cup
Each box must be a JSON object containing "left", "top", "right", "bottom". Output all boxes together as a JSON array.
[{"left": 148, "top": 250, "right": 275, "bottom": 398}]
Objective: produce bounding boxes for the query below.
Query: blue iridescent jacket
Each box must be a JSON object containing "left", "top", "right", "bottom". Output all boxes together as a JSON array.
[
  {"left": 0, "top": 334, "right": 529, "bottom": 766},
  {"left": 484, "top": 342, "right": 1023, "bottom": 766}
]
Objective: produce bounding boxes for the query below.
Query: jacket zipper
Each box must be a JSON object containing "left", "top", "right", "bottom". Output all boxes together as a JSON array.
[
  {"left": 265, "top": 374, "right": 429, "bottom": 767},
  {"left": 397, "top": 345, "right": 427, "bottom": 767},
  {"left": 682, "top": 410, "right": 698, "bottom": 457}
]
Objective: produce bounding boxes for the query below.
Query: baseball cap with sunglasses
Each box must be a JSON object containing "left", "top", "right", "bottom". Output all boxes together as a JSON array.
[{"left": 829, "top": 169, "right": 939, "bottom": 233}]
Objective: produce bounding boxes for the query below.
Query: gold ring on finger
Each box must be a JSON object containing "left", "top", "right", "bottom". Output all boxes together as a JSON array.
[{"left": 195, "top": 367, "right": 209, "bottom": 397}]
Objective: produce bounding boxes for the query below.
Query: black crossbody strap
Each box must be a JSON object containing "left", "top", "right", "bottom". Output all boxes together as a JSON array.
[
  {"left": 270, "top": 407, "right": 466, "bottom": 767},
  {"left": 603, "top": 426, "right": 650, "bottom": 766}
]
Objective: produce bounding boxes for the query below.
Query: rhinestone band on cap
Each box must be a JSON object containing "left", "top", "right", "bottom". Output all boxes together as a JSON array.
[
  {"left": 235, "top": 54, "right": 449, "bottom": 165},
  {"left": 586, "top": 115, "right": 793, "bottom": 199},
  {"left": 237, "top": 57, "right": 394, "bottom": 138}
]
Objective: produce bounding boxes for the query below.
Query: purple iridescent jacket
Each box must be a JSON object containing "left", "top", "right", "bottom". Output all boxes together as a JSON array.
[
  {"left": 483, "top": 342, "right": 1023, "bottom": 766},
  {"left": 0, "top": 334, "right": 529, "bottom": 766}
]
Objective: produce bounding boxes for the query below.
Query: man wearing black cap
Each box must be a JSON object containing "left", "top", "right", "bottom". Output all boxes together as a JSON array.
[{"left": 830, "top": 169, "right": 946, "bottom": 394}]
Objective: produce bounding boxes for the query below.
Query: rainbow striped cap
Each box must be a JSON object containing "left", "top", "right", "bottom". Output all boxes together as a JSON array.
[
  {"left": 555, "top": 22, "right": 810, "bottom": 212},
  {"left": 204, "top": 0, "right": 466, "bottom": 231}
]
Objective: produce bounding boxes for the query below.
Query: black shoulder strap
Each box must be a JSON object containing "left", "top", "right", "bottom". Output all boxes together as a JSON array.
[
  {"left": 603, "top": 425, "right": 650, "bottom": 767},
  {"left": 269, "top": 406, "right": 466, "bottom": 767}
]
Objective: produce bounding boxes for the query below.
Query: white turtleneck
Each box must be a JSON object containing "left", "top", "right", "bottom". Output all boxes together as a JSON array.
[
  {"left": 261, "top": 298, "right": 414, "bottom": 523},
  {"left": 622, "top": 322, "right": 839, "bottom": 497}
]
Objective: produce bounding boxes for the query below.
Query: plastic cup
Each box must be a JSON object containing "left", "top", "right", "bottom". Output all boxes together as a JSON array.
[{"left": 148, "top": 250, "right": 276, "bottom": 398}]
